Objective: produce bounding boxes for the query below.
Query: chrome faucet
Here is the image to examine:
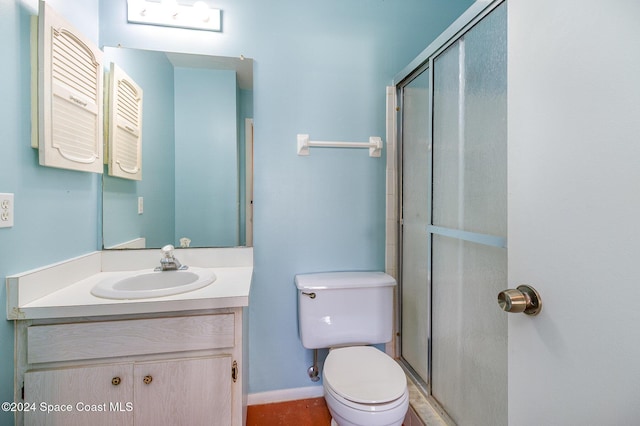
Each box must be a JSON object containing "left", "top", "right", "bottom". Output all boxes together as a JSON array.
[{"left": 155, "top": 244, "right": 188, "bottom": 271}]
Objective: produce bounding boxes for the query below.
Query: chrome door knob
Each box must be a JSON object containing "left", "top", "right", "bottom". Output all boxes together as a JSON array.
[{"left": 497, "top": 285, "right": 542, "bottom": 316}]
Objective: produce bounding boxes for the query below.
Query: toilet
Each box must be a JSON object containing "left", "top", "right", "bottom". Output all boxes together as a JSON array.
[{"left": 295, "top": 271, "right": 409, "bottom": 426}]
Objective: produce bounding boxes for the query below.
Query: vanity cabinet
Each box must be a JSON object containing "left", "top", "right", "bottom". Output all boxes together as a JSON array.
[
  {"left": 16, "top": 309, "right": 244, "bottom": 426},
  {"left": 25, "top": 356, "right": 231, "bottom": 425}
]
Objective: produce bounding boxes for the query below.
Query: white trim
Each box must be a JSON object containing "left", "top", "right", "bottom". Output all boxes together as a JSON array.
[
  {"left": 384, "top": 85, "right": 398, "bottom": 359},
  {"left": 245, "top": 118, "right": 254, "bottom": 247},
  {"left": 247, "top": 386, "right": 324, "bottom": 406}
]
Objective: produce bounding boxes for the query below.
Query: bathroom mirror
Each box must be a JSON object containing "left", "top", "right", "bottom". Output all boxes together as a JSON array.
[{"left": 101, "top": 47, "right": 253, "bottom": 249}]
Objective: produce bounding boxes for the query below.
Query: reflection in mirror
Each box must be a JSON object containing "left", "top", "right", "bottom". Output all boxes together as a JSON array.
[{"left": 102, "top": 47, "right": 253, "bottom": 249}]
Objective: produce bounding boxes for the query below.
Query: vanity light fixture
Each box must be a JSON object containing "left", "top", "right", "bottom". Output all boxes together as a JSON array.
[{"left": 127, "top": 0, "right": 221, "bottom": 32}]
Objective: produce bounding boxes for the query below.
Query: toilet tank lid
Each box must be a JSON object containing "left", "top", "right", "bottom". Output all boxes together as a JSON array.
[{"left": 295, "top": 271, "right": 396, "bottom": 291}]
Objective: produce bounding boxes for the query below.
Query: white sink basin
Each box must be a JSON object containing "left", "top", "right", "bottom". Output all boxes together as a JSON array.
[{"left": 91, "top": 267, "right": 216, "bottom": 300}]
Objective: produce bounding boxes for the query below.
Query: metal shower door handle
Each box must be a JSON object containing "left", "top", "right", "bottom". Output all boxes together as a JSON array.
[{"left": 497, "top": 285, "right": 542, "bottom": 316}]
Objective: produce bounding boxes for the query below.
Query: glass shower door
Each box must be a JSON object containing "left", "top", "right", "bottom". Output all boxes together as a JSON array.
[
  {"left": 400, "top": 67, "right": 431, "bottom": 383},
  {"left": 398, "top": 3, "right": 507, "bottom": 425},
  {"left": 430, "top": 4, "right": 507, "bottom": 425}
]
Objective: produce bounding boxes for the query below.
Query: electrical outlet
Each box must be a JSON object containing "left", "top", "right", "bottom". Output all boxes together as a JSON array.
[{"left": 0, "top": 193, "right": 14, "bottom": 228}]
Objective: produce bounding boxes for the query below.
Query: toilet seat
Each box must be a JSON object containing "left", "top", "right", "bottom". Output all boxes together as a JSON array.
[
  {"left": 323, "top": 346, "right": 406, "bottom": 405},
  {"left": 324, "top": 380, "right": 408, "bottom": 413}
]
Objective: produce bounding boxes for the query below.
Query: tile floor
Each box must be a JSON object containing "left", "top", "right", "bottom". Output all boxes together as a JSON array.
[
  {"left": 246, "top": 397, "right": 333, "bottom": 426},
  {"left": 247, "top": 397, "right": 412, "bottom": 426}
]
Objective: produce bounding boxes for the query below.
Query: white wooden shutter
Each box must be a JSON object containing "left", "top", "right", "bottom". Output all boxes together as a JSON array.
[
  {"left": 107, "top": 63, "right": 143, "bottom": 180},
  {"left": 37, "top": 0, "right": 103, "bottom": 173}
]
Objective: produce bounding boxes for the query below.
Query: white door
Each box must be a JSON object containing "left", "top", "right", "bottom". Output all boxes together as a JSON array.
[{"left": 508, "top": 0, "right": 640, "bottom": 423}]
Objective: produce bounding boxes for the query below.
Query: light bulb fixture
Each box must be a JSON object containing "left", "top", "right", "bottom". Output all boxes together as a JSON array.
[
  {"left": 192, "top": 1, "right": 210, "bottom": 22},
  {"left": 127, "top": 0, "right": 221, "bottom": 32},
  {"left": 161, "top": 0, "right": 179, "bottom": 17}
]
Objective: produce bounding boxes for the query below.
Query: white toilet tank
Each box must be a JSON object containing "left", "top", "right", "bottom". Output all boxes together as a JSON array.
[{"left": 295, "top": 271, "right": 396, "bottom": 349}]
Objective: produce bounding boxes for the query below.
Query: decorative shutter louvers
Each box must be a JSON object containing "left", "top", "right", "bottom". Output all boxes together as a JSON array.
[
  {"left": 37, "top": 0, "right": 103, "bottom": 173},
  {"left": 107, "top": 63, "right": 143, "bottom": 180}
]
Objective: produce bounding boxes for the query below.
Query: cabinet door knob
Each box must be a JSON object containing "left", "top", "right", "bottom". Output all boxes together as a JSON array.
[
  {"left": 112, "top": 377, "right": 121, "bottom": 386},
  {"left": 143, "top": 375, "right": 153, "bottom": 385}
]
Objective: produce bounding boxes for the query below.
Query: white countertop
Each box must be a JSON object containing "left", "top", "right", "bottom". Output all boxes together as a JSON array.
[{"left": 6, "top": 248, "right": 253, "bottom": 320}]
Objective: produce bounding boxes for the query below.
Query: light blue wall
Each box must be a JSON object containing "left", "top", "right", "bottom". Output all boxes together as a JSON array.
[
  {"left": 0, "top": 0, "right": 100, "bottom": 423},
  {"left": 0, "top": 1, "right": 475, "bottom": 413},
  {"left": 174, "top": 68, "right": 239, "bottom": 247},
  {"left": 102, "top": 47, "right": 176, "bottom": 248},
  {"left": 99, "top": 0, "right": 475, "bottom": 394}
]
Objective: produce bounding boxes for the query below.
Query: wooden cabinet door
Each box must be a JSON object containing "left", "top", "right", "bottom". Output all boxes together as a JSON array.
[
  {"left": 36, "top": 1, "right": 104, "bottom": 173},
  {"left": 106, "top": 62, "right": 143, "bottom": 181},
  {"left": 133, "top": 356, "right": 232, "bottom": 426},
  {"left": 24, "top": 364, "right": 133, "bottom": 426}
]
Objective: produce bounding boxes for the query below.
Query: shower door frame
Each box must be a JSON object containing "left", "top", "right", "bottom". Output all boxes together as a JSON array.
[{"left": 393, "top": 0, "right": 505, "bottom": 419}]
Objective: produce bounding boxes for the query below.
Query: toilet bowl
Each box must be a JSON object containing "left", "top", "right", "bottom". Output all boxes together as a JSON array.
[{"left": 323, "top": 346, "right": 409, "bottom": 426}]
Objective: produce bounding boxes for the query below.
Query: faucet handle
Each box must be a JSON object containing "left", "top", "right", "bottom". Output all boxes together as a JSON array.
[{"left": 161, "top": 244, "right": 175, "bottom": 258}]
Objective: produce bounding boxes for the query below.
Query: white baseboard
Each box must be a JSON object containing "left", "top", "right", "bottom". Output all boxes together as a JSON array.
[{"left": 247, "top": 386, "right": 324, "bottom": 406}]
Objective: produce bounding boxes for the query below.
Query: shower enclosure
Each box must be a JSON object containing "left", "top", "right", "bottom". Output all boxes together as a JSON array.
[{"left": 396, "top": 2, "right": 507, "bottom": 424}]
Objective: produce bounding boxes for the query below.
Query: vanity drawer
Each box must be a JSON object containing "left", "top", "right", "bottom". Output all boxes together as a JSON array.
[{"left": 27, "top": 314, "right": 235, "bottom": 364}]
